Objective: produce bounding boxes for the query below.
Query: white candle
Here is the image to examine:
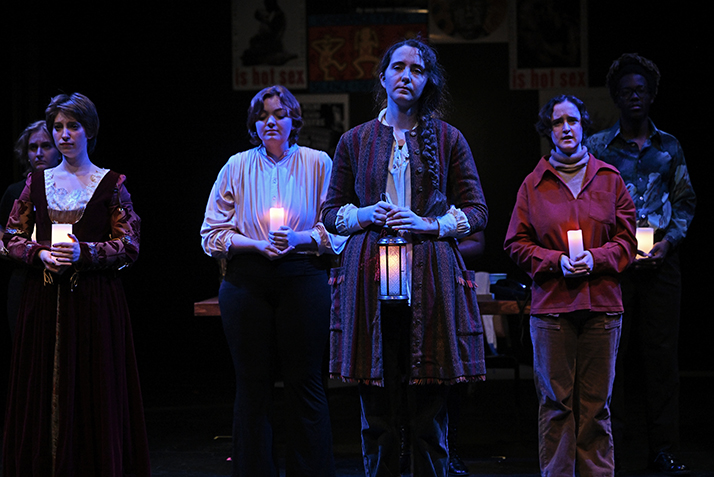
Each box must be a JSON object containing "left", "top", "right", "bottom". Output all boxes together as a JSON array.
[
  {"left": 567, "top": 229, "right": 584, "bottom": 259},
  {"left": 51, "top": 224, "right": 73, "bottom": 246},
  {"left": 269, "top": 207, "right": 284, "bottom": 231},
  {"left": 636, "top": 227, "right": 654, "bottom": 255}
]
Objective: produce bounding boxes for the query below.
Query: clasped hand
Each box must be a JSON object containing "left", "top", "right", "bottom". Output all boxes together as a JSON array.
[
  {"left": 259, "top": 225, "right": 310, "bottom": 260},
  {"left": 39, "top": 234, "right": 80, "bottom": 273},
  {"left": 561, "top": 250, "right": 594, "bottom": 277},
  {"left": 255, "top": 239, "right": 289, "bottom": 261},
  {"left": 269, "top": 226, "right": 301, "bottom": 252},
  {"left": 359, "top": 201, "right": 438, "bottom": 234}
]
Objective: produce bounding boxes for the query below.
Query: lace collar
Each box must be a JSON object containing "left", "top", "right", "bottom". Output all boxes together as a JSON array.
[{"left": 45, "top": 167, "right": 110, "bottom": 224}]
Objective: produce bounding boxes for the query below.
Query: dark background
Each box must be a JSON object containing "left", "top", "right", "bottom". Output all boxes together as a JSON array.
[{"left": 3, "top": 1, "right": 710, "bottom": 400}]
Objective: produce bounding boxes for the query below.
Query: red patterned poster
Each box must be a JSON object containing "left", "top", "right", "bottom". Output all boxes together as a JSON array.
[{"left": 307, "top": 12, "right": 428, "bottom": 93}]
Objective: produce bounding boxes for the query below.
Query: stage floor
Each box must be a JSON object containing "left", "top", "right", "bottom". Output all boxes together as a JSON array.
[{"left": 142, "top": 368, "right": 714, "bottom": 477}]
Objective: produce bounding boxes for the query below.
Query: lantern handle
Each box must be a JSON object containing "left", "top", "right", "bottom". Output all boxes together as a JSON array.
[{"left": 379, "top": 192, "right": 407, "bottom": 237}]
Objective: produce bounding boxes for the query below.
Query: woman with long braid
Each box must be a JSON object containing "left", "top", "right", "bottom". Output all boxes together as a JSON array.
[{"left": 321, "top": 37, "right": 488, "bottom": 477}]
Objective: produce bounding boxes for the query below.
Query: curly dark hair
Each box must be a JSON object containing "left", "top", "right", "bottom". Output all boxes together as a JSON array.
[
  {"left": 606, "top": 53, "right": 661, "bottom": 101},
  {"left": 246, "top": 85, "right": 303, "bottom": 147},
  {"left": 45, "top": 93, "right": 100, "bottom": 154},
  {"left": 535, "top": 95, "right": 592, "bottom": 145},
  {"left": 374, "top": 37, "right": 450, "bottom": 189}
]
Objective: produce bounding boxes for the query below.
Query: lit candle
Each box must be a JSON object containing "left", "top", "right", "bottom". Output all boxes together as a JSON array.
[
  {"left": 567, "top": 229, "right": 584, "bottom": 259},
  {"left": 51, "top": 224, "right": 73, "bottom": 246},
  {"left": 269, "top": 207, "right": 284, "bottom": 231},
  {"left": 636, "top": 227, "right": 654, "bottom": 255}
]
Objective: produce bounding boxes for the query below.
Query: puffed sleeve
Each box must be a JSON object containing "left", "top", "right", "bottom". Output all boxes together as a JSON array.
[
  {"left": 76, "top": 174, "right": 140, "bottom": 270},
  {"left": 1, "top": 175, "right": 47, "bottom": 264},
  {"left": 311, "top": 153, "right": 348, "bottom": 254},
  {"left": 200, "top": 159, "right": 242, "bottom": 259}
]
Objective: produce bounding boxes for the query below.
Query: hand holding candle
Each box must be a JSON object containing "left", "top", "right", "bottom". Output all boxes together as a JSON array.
[
  {"left": 46, "top": 224, "right": 79, "bottom": 271},
  {"left": 564, "top": 229, "right": 591, "bottom": 276},
  {"left": 268, "top": 207, "right": 296, "bottom": 253}
]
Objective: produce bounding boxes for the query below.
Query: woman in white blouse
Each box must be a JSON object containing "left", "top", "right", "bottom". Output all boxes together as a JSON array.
[{"left": 200, "top": 85, "right": 345, "bottom": 477}]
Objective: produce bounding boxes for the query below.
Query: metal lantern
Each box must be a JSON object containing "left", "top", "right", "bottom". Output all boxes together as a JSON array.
[{"left": 377, "top": 235, "right": 408, "bottom": 301}]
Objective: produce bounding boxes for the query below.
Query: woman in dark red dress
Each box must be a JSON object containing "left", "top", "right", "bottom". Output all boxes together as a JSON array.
[{"left": 1, "top": 93, "right": 150, "bottom": 476}]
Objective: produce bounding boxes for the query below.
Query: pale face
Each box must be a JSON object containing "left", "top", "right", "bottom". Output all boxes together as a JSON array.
[
  {"left": 255, "top": 95, "right": 293, "bottom": 155},
  {"left": 380, "top": 45, "right": 428, "bottom": 111},
  {"left": 550, "top": 101, "right": 583, "bottom": 155},
  {"left": 52, "top": 112, "right": 90, "bottom": 159},
  {"left": 27, "top": 130, "right": 61, "bottom": 171}
]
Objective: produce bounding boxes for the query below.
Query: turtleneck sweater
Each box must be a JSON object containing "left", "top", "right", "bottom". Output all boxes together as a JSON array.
[{"left": 548, "top": 146, "right": 589, "bottom": 198}]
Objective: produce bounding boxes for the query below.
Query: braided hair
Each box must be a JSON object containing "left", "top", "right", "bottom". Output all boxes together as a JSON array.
[{"left": 374, "top": 38, "right": 450, "bottom": 189}]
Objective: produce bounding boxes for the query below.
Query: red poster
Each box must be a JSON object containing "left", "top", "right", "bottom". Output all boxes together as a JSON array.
[{"left": 308, "top": 14, "right": 428, "bottom": 92}]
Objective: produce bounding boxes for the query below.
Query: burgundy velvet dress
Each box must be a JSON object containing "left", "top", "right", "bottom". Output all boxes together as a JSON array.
[{"left": 1, "top": 169, "right": 150, "bottom": 476}]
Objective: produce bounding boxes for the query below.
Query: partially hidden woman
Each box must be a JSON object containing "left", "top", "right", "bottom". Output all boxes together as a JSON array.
[
  {"left": 503, "top": 95, "right": 636, "bottom": 476},
  {"left": 321, "top": 38, "right": 488, "bottom": 477},
  {"left": 1, "top": 120, "right": 62, "bottom": 337},
  {"left": 1, "top": 93, "right": 150, "bottom": 476},
  {"left": 200, "top": 85, "right": 346, "bottom": 477}
]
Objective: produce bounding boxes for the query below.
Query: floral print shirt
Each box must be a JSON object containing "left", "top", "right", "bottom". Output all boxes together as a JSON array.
[{"left": 585, "top": 120, "right": 696, "bottom": 248}]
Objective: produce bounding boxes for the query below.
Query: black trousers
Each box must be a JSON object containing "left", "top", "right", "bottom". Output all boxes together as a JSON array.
[
  {"left": 612, "top": 251, "right": 682, "bottom": 461},
  {"left": 358, "top": 303, "right": 450, "bottom": 477},
  {"left": 219, "top": 253, "right": 335, "bottom": 477}
]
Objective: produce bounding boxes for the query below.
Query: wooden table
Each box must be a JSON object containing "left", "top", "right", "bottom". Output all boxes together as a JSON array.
[{"left": 194, "top": 295, "right": 529, "bottom": 317}]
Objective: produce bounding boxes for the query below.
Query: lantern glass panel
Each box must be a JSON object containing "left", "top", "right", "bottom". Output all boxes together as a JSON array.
[{"left": 378, "top": 236, "right": 408, "bottom": 300}]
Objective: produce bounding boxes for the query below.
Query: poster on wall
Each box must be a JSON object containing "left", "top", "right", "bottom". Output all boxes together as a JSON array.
[
  {"left": 429, "top": 0, "right": 509, "bottom": 43},
  {"left": 232, "top": 0, "right": 307, "bottom": 91},
  {"left": 295, "top": 94, "right": 349, "bottom": 158},
  {"left": 508, "top": 0, "right": 588, "bottom": 90},
  {"left": 307, "top": 12, "right": 428, "bottom": 93}
]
